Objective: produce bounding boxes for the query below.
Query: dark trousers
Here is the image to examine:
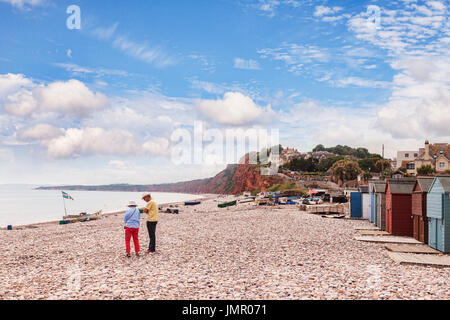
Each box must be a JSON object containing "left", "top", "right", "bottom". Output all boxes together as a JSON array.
[{"left": 146, "top": 221, "right": 157, "bottom": 252}]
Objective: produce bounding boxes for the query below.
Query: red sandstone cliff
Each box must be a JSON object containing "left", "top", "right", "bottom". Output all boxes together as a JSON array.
[{"left": 38, "top": 160, "right": 286, "bottom": 195}]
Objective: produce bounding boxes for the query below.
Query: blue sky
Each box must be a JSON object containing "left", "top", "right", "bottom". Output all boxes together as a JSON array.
[{"left": 0, "top": 0, "right": 449, "bottom": 184}]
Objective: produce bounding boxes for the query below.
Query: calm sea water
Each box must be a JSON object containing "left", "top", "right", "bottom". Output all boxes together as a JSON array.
[{"left": 0, "top": 186, "right": 202, "bottom": 227}]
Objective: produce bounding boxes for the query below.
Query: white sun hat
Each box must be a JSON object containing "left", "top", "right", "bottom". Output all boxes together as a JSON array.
[
  {"left": 128, "top": 200, "right": 137, "bottom": 207},
  {"left": 141, "top": 192, "right": 151, "bottom": 199}
]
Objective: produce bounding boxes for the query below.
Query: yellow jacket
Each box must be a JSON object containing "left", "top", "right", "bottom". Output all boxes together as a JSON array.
[{"left": 145, "top": 200, "right": 158, "bottom": 222}]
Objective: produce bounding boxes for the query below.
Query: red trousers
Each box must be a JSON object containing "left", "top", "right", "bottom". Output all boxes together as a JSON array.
[{"left": 124, "top": 227, "right": 140, "bottom": 253}]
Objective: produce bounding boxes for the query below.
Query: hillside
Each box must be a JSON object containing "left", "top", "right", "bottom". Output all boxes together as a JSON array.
[
  {"left": 38, "top": 144, "right": 375, "bottom": 195},
  {"left": 37, "top": 155, "right": 286, "bottom": 195}
]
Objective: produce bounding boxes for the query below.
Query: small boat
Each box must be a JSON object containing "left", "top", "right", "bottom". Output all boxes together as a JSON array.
[
  {"left": 185, "top": 201, "right": 201, "bottom": 206},
  {"left": 63, "top": 210, "right": 102, "bottom": 222},
  {"left": 161, "top": 208, "right": 180, "bottom": 214},
  {"left": 238, "top": 199, "right": 255, "bottom": 204},
  {"left": 218, "top": 200, "right": 237, "bottom": 208},
  {"left": 256, "top": 199, "right": 275, "bottom": 206}
]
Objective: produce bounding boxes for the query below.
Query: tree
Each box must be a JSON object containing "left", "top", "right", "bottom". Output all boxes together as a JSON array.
[
  {"left": 363, "top": 172, "right": 373, "bottom": 181},
  {"left": 358, "top": 158, "right": 379, "bottom": 172},
  {"left": 355, "top": 147, "right": 371, "bottom": 159},
  {"left": 375, "top": 159, "right": 392, "bottom": 173},
  {"left": 312, "top": 144, "right": 382, "bottom": 159},
  {"left": 285, "top": 158, "right": 318, "bottom": 172},
  {"left": 317, "top": 156, "right": 344, "bottom": 172},
  {"left": 312, "top": 144, "right": 325, "bottom": 152},
  {"left": 417, "top": 165, "right": 434, "bottom": 175},
  {"left": 330, "top": 159, "right": 363, "bottom": 184}
]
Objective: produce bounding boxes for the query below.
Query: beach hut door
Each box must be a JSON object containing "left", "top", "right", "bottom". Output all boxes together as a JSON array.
[
  {"left": 419, "top": 217, "right": 425, "bottom": 243},
  {"left": 413, "top": 216, "right": 419, "bottom": 241},
  {"left": 429, "top": 218, "right": 437, "bottom": 249}
]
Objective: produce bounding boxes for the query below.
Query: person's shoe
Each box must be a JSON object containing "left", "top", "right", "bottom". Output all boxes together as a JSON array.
[
  {"left": 146, "top": 250, "right": 155, "bottom": 254},
  {"left": 126, "top": 253, "right": 131, "bottom": 258},
  {"left": 135, "top": 252, "right": 140, "bottom": 257}
]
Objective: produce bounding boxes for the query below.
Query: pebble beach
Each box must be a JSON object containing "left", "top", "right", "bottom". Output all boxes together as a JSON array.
[{"left": 0, "top": 195, "right": 449, "bottom": 300}]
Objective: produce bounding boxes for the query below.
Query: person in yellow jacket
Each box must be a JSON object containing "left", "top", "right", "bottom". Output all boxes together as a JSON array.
[{"left": 142, "top": 193, "right": 158, "bottom": 254}]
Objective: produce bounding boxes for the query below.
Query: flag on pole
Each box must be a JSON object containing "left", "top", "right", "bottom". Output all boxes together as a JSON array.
[{"left": 62, "top": 191, "right": 74, "bottom": 200}]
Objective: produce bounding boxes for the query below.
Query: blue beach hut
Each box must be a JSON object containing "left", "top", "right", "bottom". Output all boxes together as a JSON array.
[
  {"left": 427, "top": 176, "right": 450, "bottom": 253},
  {"left": 359, "top": 186, "right": 370, "bottom": 220},
  {"left": 374, "top": 182, "right": 387, "bottom": 230},
  {"left": 350, "top": 192, "right": 362, "bottom": 218},
  {"left": 369, "top": 180, "right": 385, "bottom": 227}
]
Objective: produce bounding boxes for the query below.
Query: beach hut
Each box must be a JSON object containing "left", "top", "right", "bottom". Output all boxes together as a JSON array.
[
  {"left": 427, "top": 176, "right": 450, "bottom": 253},
  {"left": 385, "top": 178, "right": 416, "bottom": 236},
  {"left": 369, "top": 182, "right": 377, "bottom": 225},
  {"left": 369, "top": 180, "right": 385, "bottom": 228},
  {"left": 359, "top": 186, "right": 370, "bottom": 220},
  {"left": 350, "top": 192, "right": 362, "bottom": 218},
  {"left": 373, "top": 181, "right": 386, "bottom": 230},
  {"left": 411, "top": 177, "right": 434, "bottom": 244}
]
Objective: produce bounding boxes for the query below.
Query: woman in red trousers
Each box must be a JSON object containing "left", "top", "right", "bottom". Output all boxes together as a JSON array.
[{"left": 123, "top": 201, "right": 141, "bottom": 257}]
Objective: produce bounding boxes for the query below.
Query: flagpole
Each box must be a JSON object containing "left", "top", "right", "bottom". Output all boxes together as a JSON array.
[{"left": 62, "top": 192, "right": 67, "bottom": 217}]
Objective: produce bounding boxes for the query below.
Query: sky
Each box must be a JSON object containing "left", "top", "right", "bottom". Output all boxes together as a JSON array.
[{"left": 0, "top": 0, "right": 449, "bottom": 185}]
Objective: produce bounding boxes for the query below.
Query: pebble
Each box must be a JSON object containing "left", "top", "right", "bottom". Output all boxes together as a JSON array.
[{"left": 0, "top": 195, "right": 448, "bottom": 299}]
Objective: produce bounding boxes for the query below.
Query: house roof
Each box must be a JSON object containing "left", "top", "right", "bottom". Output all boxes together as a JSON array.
[
  {"left": 416, "top": 143, "right": 450, "bottom": 161},
  {"left": 387, "top": 178, "right": 416, "bottom": 194},
  {"left": 359, "top": 186, "right": 369, "bottom": 193},
  {"left": 369, "top": 180, "right": 386, "bottom": 193},
  {"left": 373, "top": 182, "right": 386, "bottom": 193},
  {"left": 435, "top": 176, "right": 450, "bottom": 193},
  {"left": 415, "top": 177, "right": 434, "bottom": 193}
]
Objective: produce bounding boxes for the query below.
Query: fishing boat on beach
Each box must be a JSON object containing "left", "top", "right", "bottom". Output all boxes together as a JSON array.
[
  {"left": 63, "top": 210, "right": 102, "bottom": 222},
  {"left": 218, "top": 200, "right": 237, "bottom": 208},
  {"left": 185, "top": 201, "right": 201, "bottom": 206}
]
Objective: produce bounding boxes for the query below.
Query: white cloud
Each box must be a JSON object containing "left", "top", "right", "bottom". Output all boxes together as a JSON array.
[
  {"left": 108, "top": 159, "right": 128, "bottom": 170},
  {"left": 258, "top": 43, "right": 329, "bottom": 74},
  {"left": 17, "top": 124, "right": 64, "bottom": 141},
  {"left": 0, "top": 0, "right": 44, "bottom": 9},
  {"left": 278, "top": 99, "right": 422, "bottom": 159},
  {"left": 66, "top": 49, "right": 72, "bottom": 58},
  {"left": 142, "top": 137, "right": 170, "bottom": 156},
  {"left": 0, "top": 73, "right": 33, "bottom": 97},
  {"left": 4, "top": 90, "right": 37, "bottom": 116},
  {"left": 376, "top": 55, "right": 450, "bottom": 138},
  {"left": 91, "top": 23, "right": 175, "bottom": 68},
  {"left": 92, "top": 23, "right": 119, "bottom": 40},
  {"left": 188, "top": 55, "right": 216, "bottom": 73},
  {"left": 52, "top": 63, "right": 129, "bottom": 77},
  {"left": 43, "top": 127, "right": 171, "bottom": 159},
  {"left": 112, "top": 36, "right": 175, "bottom": 68},
  {"left": 46, "top": 127, "right": 140, "bottom": 159},
  {"left": 313, "top": 6, "right": 348, "bottom": 23},
  {"left": 196, "top": 92, "right": 275, "bottom": 125},
  {"left": 333, "top": 77, "right": 390, "bottom": 88},
  {"left": 314, "top": 6, "right": 343, "bottom": 17},
  {"left": 234, "top": 58, "right": 261, "bottom": 70},
  {"left": 426, "top": 1, "right": 445, "bottom": 12},
  {"left": 0, "top": 74, "right": 109, "bottom": 118},
  {"left": 255, "top": 0, "right": 306, "bottom": 17},
  {"left": 33, "top": 79, "right": 109, "bottom": 117},
  {"left": 348, "top": 3, "right": 448, "bottom": 56},
  {"left": 345, "top": 3, "right": 449, "bottom": 141},
  {"left": 257, "top": 0, "right": 280, "bottom": 17}
]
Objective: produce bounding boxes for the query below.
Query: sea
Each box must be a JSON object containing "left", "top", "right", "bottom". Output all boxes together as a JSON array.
[{"left": 0, "top": 185, "right": 203, "bottom": 227}]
